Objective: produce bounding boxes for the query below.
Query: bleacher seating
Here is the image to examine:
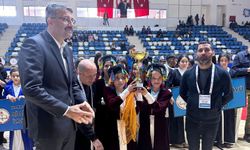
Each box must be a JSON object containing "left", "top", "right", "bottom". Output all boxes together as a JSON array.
[
  {"left": 137, "top": 25, "right": 248, "bottom": 59},
  {"left": 5, "top": 23, "right": 130, "bottom": 64},
  {"left": 0, "top": 23, "right": 8, "bottom": 36},
  {"left": 232, "top": 26, "right": 250, "bottom": 42},
  {"left": 71, "top": 30, "right": 130, "bottom": 59},
  {"left": 4, "top": 23, "right": 248, "bottom": 64}
]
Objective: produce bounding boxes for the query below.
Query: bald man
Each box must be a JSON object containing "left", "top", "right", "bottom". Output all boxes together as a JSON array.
[{"left": 75, "top": 59, "right": 104, "bottom": 150}]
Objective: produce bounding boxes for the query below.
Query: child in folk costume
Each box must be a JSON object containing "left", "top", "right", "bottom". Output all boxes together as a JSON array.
[
  {"left": 137, "top": 63, "right": 172, "bottom": 150},
  {"left": 3, "top": 67, "right": 33, "bottom": 150},
  {"left": 94, "top": 55, "right": 117, "bottom": 149},
  {"left": 102, "top": 64, "right": 142, "bottom": 150}
]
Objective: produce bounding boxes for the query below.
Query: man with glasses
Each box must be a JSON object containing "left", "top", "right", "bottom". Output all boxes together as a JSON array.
[
  {"left": 179, "top": 41, "right": 233, "bottom": 150},
  {"left": 18, "top": 4, "right": 94, "bottom": 150}
]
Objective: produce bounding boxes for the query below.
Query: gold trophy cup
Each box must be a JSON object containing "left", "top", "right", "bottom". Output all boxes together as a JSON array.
[{"left": 130, "top": 48, "right": 147, "bottom": 88}]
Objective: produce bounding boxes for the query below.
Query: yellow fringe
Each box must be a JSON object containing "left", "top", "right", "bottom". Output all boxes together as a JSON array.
[{"left": 120, "top": 92, "right": 139, "bottom": 144}]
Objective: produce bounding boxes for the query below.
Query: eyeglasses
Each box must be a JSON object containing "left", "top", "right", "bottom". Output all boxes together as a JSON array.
[
  {"left": 52, "top": 16, "right": 76, "bottom": 25},
  {"left": 197, "top": 47, "right": 211, "bottom": 53}
]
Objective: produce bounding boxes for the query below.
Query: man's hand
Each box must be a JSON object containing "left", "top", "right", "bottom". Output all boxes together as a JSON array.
[
  {"left": 92, "top": 139, "right": 104, "bottom": 150},
  {"left": 65, "top": 102, "right": 95, "bottom": 124}
]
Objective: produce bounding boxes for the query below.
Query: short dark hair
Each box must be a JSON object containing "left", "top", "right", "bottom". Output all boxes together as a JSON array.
[
  {"left": 218, "top": 53, "right": 231, "bottom": 62},
  {"left": 197, "top": 41, "right": 213, "bottom": 51},
  {"left": 45, "top": 4, "right": 73, "bottom": 24},
  {"left": 198, "top": 41, "right": 212, "bottom": 45},
  {"left": 177, "top": 55, "right": 189, "bottom": 66},
  {"left": 10, "top": 67, "right": 18, "bottom": 75}
]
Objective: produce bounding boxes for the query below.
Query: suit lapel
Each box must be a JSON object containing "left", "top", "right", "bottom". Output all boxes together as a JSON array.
[{"left": 43, "top": 31, "right": 69, "bottom": 81}]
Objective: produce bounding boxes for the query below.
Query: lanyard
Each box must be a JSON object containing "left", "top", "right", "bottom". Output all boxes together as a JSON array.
[{"left": 195, "top": 64, "right": 215, "bottom": 94}]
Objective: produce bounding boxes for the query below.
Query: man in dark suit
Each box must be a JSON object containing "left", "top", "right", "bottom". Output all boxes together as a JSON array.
[
  {"left": 75, "top": 59, "right": 104, "bottom": 150},
  {"left": 18, "top": 4, "right": 94, "bottom": 150},
  {"left": 118, "top": 0, "right": 131, "bottom": 18}
]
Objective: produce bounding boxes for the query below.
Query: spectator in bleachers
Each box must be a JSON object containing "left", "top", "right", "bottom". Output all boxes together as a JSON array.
[
  {"left": 180, "top": 41, "right": 233, "bottom": 150},
  {"left": 201, "top": 14, "right": 205, "bottom": 25},
  {"left": 141, "top": 26, "right": 146, "bottom": 34},
  {"left": 156, "top": 29, "right": 163, "bottom": 38},
  {"left": 146, "top": 26, "right": 152, "bottom": 34},
  {"left": 245, "top": 21, "right": 250, "bottom": 27},
  {"left": 124, "top": 25, "right": 129, "bottom": 35},
  {"left": 195, "top": 14, "right": 200, "bottom": 25},
  {"left": 110, "top": 41, "right": 116, "bottom": 51},
  {"left": 229, "top": 21, "right": 238, "bottom": 30},
  {"left": 120, "top": 41, "right": 127, "bottom": 51},
  {"left": 129, "top": 25, "right": 134, "bottom": 36},
  {"left": 88, "top": 34, "right": 95, "bottom": 42},
  {"left": 103, "top": 11, "right": 109, "bottom": 26},
  {"left": 231, "top": 47, "right": 250, "bottom": 143}
]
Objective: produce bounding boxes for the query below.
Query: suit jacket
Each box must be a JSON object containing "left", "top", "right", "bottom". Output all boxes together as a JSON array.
[{"left": 18, "top": 30, "right": 86, "bottom": 139}]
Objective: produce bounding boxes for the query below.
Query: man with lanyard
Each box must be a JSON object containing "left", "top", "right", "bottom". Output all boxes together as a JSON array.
[
  {"left": 75, "top": 59, "right": 104, "bottom": 150},
  {"left": 179, "top": 41, "right": 233, "bottom": 150}
]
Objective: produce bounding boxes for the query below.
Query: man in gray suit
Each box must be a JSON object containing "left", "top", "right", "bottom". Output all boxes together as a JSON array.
[{"left": 18, "top": 4, "right": 94, "bottom": 150}]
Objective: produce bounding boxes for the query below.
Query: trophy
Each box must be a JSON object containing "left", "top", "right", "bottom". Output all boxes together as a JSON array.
[{"left": 129, "top": 46, "right": 147, "bottom": 88}]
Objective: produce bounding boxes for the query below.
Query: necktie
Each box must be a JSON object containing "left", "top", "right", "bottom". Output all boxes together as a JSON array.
[{"left": 61, "top": 47, "right": 68, "bottom": 78}]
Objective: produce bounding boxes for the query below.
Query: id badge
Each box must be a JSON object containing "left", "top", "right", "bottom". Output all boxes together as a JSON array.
[{"left": 199, "top": 94, "right": 211, "bottom": 109}]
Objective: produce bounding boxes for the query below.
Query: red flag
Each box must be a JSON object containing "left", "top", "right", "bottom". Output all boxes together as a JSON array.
[
  {"left": 133, "top": 0, "right": 149, "bottom": 17},
  {"left": 97, "top": 0, "right": 114, "bottom": 18}
]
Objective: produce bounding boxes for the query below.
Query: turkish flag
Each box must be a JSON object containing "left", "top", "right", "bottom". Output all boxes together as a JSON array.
[
  {"left": 97, "top": 0, "right": 114, "bottom": 18},
  {"left": 133, "top": 0, "right": 149, "bottom": 17}
]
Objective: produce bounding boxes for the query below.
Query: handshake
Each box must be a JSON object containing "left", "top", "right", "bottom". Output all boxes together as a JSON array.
[{"left": 65, "top": 101, "right": 95, "bottom": 124}]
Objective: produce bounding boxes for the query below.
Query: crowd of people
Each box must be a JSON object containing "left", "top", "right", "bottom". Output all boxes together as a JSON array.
[{"left": 1, "top": 3, "right": 250, "bottom": 150}]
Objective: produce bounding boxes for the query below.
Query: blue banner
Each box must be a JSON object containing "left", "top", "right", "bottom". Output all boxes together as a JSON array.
[
  {"left": 172, "top": 77, "right": 246, "bottom": 117},
  {"left": 0, "top": 99, "right": 25, "bottom": 131}
]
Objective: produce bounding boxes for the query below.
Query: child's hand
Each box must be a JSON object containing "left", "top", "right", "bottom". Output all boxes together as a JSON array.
[
  {"left": 137, "top": 87, "right": 148, "bottom": 96},
  {"left": 7, "top": 95, "right": 17, "bottom": 102},
  {"left": 128, "top": 80, "right": 136, "bottom": 92}
]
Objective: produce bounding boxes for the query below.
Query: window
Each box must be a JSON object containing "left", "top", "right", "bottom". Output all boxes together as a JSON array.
[
  {"left": 0, "top": 6, "right": 16, "bottom": 17},
  {"left": 77, "top": 8, "right": 100, "bottom": 18},
  {"left": 77, "top": 7, "right": 166, "bottom": 19},
  {"left": 23, "top": 6, "right": 45, "bottom": 17}
]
